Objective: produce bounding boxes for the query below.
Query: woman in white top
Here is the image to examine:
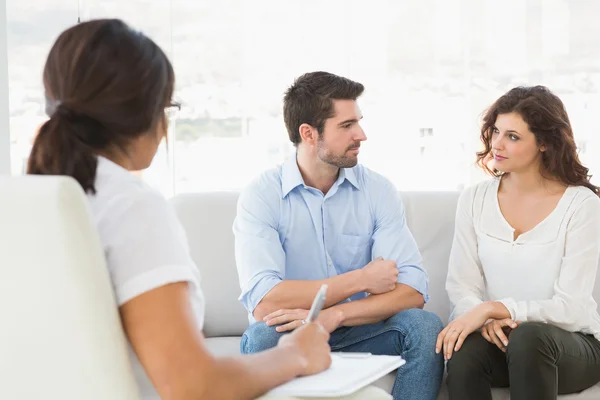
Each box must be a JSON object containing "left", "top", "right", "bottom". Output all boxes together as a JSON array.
[
  {"left": 436, "top": 86, "right": 600, "bottom": 400},
  {"left": 25, "top": 19, "right": 335, "bottom": 400}
]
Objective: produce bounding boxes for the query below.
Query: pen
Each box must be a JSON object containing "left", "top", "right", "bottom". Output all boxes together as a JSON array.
[{"left": 306, "top": 284, "right": 328, "bottom": 323}]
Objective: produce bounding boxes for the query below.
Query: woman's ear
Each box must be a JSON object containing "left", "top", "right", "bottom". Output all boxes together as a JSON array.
[{"left": 155, "top": 113, "right": 168, "bottom": 142}]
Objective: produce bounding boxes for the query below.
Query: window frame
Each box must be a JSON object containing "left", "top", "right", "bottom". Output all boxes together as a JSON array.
[{"left": 0, "top": 0, "right": 10, "bottom": 175}]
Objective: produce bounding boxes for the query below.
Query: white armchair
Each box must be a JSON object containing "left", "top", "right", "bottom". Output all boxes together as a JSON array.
[{"left": 0, "top": 176, "right": 139, "bottom": 400}]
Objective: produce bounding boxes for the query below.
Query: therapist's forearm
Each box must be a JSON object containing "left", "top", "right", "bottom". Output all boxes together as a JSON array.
[
  {"left": 333, "top": 284, "right": 425, "bottom": 327},
  {"left": 253, "top": 270, "right": 366, "bottom": 321},
  {"left": 201, "top": 345, "right": 308, "bottom": 400}
]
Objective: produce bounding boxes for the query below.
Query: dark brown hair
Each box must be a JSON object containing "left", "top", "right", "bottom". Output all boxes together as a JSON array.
[
  {"left": 477, "top": 85, "right": 599, "bottom": 195},
  {"left": 283, "top": 71, "right": 364, "bottom": 146},
  {"left": 27, "top": 19, "right": 174, "bottom": 194}
]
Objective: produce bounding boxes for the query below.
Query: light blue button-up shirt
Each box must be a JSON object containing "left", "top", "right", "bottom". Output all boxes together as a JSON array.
[{"left": 233, "top": 156, "right": 429, "bottom": 323}]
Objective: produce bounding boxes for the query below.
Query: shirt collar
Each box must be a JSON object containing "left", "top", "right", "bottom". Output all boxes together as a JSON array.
[
  {"left": 96, "top": 155, "right": 128, "bottom": 174},
  {"left": 281, "top": 154, "right": 361, "bottom": 198},
  {"left": 340, "top": 167, "right": 360, "bottom": 191},
  {"left": 281, "top": 155, "right": 305, "bottom": 198}
]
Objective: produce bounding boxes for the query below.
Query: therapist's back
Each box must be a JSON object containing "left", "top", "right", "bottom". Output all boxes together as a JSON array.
[{"left": 27, "top": 19, "right": 331, "bottom": 399}]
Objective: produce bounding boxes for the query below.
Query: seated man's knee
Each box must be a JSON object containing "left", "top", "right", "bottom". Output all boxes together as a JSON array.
[
  {"left": 507, "top": 322, "right": 552, "bottom": 359},
  {"left": 388, "top": 308, "right": 444, "bottom": 349},
  {"left": 418, "top": 309, "right": 444, "bottom": 335},
  {"left": 240, "top": 322, "right": 283, "bottom": 354},
  {"left": 392, "top": 308, "right": 443, "bottom": 334}
]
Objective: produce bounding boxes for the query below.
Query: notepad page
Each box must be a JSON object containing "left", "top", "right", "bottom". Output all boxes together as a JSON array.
[{"left": 266, "top": 353, "right": 405, "bottom": 398}]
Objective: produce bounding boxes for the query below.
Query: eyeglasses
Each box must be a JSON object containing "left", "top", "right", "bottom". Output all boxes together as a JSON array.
[
  {"left": 163, "top": 102, "right": 181, "bottom": 146},
  {"left": 165, "top": 101, "right": 181, "bottom": 120}
]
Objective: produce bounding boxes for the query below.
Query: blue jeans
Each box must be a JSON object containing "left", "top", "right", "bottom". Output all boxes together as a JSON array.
[{"left": 241, "top": 308, "right": 444, "bottom": 400}]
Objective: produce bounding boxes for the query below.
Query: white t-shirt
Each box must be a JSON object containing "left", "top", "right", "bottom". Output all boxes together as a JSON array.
[
  {"left": 87, "top": 156, "right": 205, "bottom": 398},
  {"left": 447, "top": 178, "right": 600, "bottom": 340}
]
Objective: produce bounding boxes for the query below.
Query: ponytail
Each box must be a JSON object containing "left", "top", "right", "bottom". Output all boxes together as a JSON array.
[
  {"left": 33, "top": 19, "right": 176, "bottom": 192},
  {"left": 27, "top": 105, "right": 111, "bottom": 194}
]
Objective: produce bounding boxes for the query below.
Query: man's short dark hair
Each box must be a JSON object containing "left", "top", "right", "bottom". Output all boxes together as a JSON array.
[{"left": 283, "top": 71, "right": 364, "bottom": 146}]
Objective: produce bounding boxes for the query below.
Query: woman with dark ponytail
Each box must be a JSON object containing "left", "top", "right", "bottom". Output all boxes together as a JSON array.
[{"left": 29, "top": 19, "right": 335, "bottom": 400}]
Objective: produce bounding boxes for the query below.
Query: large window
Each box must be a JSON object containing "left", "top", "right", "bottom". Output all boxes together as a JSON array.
[
  {"left": 6, "top": 0, "right": 78, "bottom": 175},
  {"left": 6, "top": 0, "right": 600, "bottom": 194}
]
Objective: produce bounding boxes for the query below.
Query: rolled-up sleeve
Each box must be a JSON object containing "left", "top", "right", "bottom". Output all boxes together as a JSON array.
[
  {"left": 233, "top": 182, "right": 286, "bottom": 313},
  {"left": 371, "top": 180, "right": 429, "bottom": 302}
]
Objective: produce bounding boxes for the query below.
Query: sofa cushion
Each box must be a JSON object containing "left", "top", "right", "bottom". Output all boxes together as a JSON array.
[
  {"left": 205, "top": 336, "right": 243, "bottom": 357},
  {"left": 171, "top": 192, "right": 249, "bottom": 337},
  {"left": 400, "top": 192, "right": 459, "bottom": 324}
]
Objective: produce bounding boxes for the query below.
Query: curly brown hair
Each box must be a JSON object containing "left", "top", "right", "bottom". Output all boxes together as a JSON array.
[{"left": 476, "top": 86, "right": 599, "bottom": 196}]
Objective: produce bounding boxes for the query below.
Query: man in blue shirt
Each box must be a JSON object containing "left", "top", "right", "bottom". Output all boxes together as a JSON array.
[{"left": 233, "top": 71, "right": 444, "bottom": 400}]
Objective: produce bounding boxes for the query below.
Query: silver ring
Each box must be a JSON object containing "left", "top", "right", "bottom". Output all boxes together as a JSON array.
[{"left": 301, "top": 319, "right": 306, "bottom": 325}]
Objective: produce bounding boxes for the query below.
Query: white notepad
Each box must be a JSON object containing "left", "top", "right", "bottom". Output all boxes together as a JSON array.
[{"left": 266, "top": 353, "right": 405, "bottom": 398}]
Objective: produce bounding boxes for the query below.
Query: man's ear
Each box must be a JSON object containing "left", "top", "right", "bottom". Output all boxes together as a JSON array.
[{"left": 299, "top": 123, "right": 317, "bottom": 145}]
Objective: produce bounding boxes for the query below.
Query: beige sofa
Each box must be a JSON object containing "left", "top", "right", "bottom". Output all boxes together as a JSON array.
[{"left": 170, "top": 191, "right": 600, "bottom": 399}]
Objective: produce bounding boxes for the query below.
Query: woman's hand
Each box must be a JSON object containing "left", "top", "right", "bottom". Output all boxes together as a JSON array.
[
  {"left": 481, "top": 318, "right": 519, "bottom": 352},
  {"left": 278, "top": 322, "right": 332, "bottom": 376},
  {"left": 436, "top": 305, "right": 490, "bottom": 360}
]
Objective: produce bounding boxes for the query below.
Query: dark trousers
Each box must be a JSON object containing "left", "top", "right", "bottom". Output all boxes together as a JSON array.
[{"left": 446, "top": 322, "right": 600, "bottom": 400}]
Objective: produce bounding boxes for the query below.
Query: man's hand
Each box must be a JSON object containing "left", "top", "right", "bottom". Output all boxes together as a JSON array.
[
  {"left": 264, "top": 307, "right": 344, "bottom": 333},
  {"left": 481, "top": 318, "right": 519, "bottom": 352},
  {"left": 361, "top": 257, "right": 398, "bottom": 294},
  {"left": 264, "top": 309, "right": 309, "bottom": 332}
]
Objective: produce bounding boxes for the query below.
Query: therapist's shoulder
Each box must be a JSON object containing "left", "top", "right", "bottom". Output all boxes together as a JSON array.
[{"left": 90, "top": 162, "right": 174, "bottom": 230}]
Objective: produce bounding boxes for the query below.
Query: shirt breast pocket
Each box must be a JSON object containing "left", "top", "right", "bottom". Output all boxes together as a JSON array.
[{"left": 335, "top": 233, "right": 372, "bottom": 273}]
